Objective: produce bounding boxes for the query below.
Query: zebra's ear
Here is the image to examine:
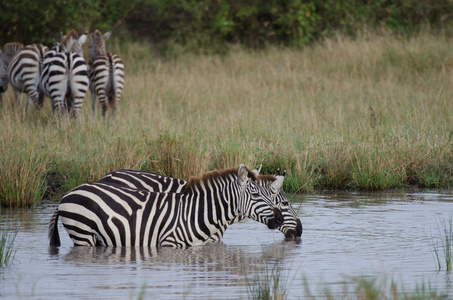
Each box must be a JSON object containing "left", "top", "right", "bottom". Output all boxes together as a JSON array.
[
  {"left": 79, "top": 32, "right": 88, "bottom": 45},
  {"left": 237, "top": 164, "right": 249, "bottom": 185},
  {"left": 251, "top": 164, "right": 262, "bottom": 177},
  {"left": 271, "top": 175, "right": 285, "bottom": 192},
  {"left": 103, "top": 32, "right": 112, "bottom": 41}
]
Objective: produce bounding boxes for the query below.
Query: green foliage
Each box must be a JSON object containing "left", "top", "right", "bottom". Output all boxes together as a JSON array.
[
  {"left": 2, "top": 0, "right": 451, "bottom": 50},
  {"left": 0, "top": 0, "right": 139, "bottom": 45},
  {"left": 0, "top": 216, "right": 18, "bottom": 267}
]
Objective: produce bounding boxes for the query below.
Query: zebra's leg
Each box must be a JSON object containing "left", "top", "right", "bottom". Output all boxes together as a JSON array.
[
  {"left": 13, "top": 89, "right": 23, "bottom": 108},
  {"left": 90, "top": 88, "right": 97, "bottom": 118},
  {"left": 37, "top": 90, "right": 45, "bottom": 109},
  {"left": 71, "top": 95, "right": 84, "bottom": 118},
  {"left": 97, "top": 89, "right": 108, "bottom": 118},
  {"left": 26, "top": 88, "right": 40, "bottom": 113}
]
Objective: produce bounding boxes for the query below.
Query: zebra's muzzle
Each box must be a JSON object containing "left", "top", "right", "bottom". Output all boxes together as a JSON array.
[
  {"left": 267, "top": 207, "right": 284, "bottom": 229},
  {"left": 284, "top": 219, "right": 303, "bottom": 239}
]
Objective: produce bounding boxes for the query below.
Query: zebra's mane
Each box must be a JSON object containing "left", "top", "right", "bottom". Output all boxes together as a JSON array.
[
  {"left": 62, "top": 29, "right": 79, "bottom": 46},
  {"left": 256, "top": 174, "right": 277, "bottom": 184},
  {"left": 3, "top": 42, "right": 24, "bottom": 57},
  {"left": 184, "top": 166, "right": 258, "bottom": 193}
]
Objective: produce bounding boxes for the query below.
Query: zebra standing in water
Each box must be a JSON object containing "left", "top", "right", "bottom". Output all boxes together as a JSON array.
[
  {"left": 0, "top": 43, "right": 24, "bottom": 101},
  {"left": 88, "top": 30, "right": 125, "bottom": 118},
  {"left": 98, "top": 166, "right": 302, "bottom": 240},
  {"left": 40, "top": 30, "right": 89, "bottom": 117},
  {"left": 49, "top": 165, "right": 284, "bottom": 248}
]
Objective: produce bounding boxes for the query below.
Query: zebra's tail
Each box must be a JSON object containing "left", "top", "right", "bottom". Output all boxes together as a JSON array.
[{"left": 49, "top": 208, "right": 61, "bottom": 246}]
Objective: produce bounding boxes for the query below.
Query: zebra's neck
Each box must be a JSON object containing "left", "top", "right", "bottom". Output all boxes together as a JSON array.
[{"left": 169, "top": 172, "right": 240, "bottom": 247}]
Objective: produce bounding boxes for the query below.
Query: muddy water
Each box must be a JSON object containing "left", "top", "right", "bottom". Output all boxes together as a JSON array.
[{"left": 1, "top": 191, "right": 453, "bottom": 299}]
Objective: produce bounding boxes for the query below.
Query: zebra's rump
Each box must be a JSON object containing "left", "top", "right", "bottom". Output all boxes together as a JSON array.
[
  {"left": 89, "top": 53, "right": 124, "bottom": 100},
  {"left": 8, "top": 44, "right": 48, "bottom": 91}
]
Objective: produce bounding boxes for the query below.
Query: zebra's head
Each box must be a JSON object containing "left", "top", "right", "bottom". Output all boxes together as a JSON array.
[
  {"left": 89, "top": 30, "right": 111, "bottom": 65},
  {"left": 61, "top": 29, "right": 87, "bottom": 57},
  {"left": 256, "top": 170, "right": 303, "bottom": 239},
  {"left": 236, "top": 164, "right": 284, "bottom": 230}
]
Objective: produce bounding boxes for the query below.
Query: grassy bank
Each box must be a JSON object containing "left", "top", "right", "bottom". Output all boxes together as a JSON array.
[{"left": 1, "top": 30, "right": 453, "bottom": 207}]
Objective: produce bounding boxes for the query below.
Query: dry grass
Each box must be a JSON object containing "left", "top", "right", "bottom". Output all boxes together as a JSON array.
[{"left": 1, "top": 30, "right": 453, "bottom": 206}]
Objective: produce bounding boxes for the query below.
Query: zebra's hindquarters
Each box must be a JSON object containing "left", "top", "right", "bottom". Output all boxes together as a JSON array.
[{"left": 89, "top": 53, "right": 124, "bottom": 117}]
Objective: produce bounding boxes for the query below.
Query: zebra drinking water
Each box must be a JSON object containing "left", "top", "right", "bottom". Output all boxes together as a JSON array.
[
  {"left": 88, "top": 30, "right": 125, "bottom": 118},
  {"left": 40, "top": 30, "right": 89, "bottom": 117},
  {"left": 49, "top": 164, "right": 284, "bottom": 248},
  {"left": 97, "top": 166, "right": 302, "bottom": 240}
]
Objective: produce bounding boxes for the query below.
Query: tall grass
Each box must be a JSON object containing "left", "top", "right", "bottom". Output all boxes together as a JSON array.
[{"left": 1, "top": 30, "right": 453, "bottom": 206}]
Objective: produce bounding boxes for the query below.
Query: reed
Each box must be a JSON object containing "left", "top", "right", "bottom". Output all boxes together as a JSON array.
[
  {"left": 1, "top": 30, "right": 453, "bottom": 206},
  {"left": 0, "top": 216, "right": 18, "bottom": 266},
  {"left": 429, "top": 214, "right": 453, "bottom": 272}
]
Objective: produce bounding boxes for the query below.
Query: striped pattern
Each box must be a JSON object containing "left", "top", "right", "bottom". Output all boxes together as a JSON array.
[
  {"left": 40, "top": 46, "right": 88, "bottom": 117},
  {"left": 49, "top": 165, "right": 284, "bottom": 248},
  {"left": 6, "top": 43, "right": 47, "bottom": 110},
  {"left": 98, "top": 167, "right": 302, "bottom": 240},
  {"left": 88, "top": 30, "right": 125, "bottom": 118}
]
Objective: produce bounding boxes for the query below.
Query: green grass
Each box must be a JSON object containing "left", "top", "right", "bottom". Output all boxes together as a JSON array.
[
  {"left": 304, "top": 276, "right": 448, "bottom": 300},
  {"left": 428, "top": 214, "right": 453, "bottom": 272},
  {"left": 1, "top": 29, "right": 453, "bottom": 206},
  {"left": 0, "top": 216, "right": 18, "bottom": 266}
]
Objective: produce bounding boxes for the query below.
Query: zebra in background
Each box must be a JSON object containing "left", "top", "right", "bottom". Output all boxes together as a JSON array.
[
  {"left": 40, "top": 30, "right": 88, "bottom": 117},
  {"left": 49, "top": 164, "right": 284, "bottom": 248},
  {"left": 0, "top": 43, "right": 24, "bottom": 102},
  {"left": 88, "top": 30, "right": 125, "bottom": 118},
  {"left": 98, "top": 166, "right": 302, "bottom": 241}
]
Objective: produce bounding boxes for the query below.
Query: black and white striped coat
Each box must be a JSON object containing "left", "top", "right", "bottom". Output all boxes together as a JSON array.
[
  {"left": 88, "top": 30, "right": 125, "bottom": 118},
  {"left": 0, "top": 43, "right": 24, "bottom": 101},
  {"left": 99, "top": 168, "right": 302, "bottom": 240},
  {"left": 3, "top": 43, "right": 48, "bottom": 110},
  {"left": 40, "top": 31, "right": 88, "bottom": 117},
  {"left": 49, "top": 165, "right": 284, "bottom": 248}
]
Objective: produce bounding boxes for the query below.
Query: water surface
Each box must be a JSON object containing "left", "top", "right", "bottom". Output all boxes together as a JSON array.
[{"left": 1, "top": 190, "right": 453, "bottom": 299}]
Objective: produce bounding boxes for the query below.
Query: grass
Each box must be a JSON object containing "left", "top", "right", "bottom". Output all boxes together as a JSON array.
[
  {"left": 1, "top": 29, "right": 453, "bottom": 206},
  {"left": 428, "top": 214, "right": 453, "bottom": 272},
  {"left": 304, "top": 276, "right": 448, "bottom": 300},
  {"left": 0, "top": 215, "right": 18, "bottom": 266}
]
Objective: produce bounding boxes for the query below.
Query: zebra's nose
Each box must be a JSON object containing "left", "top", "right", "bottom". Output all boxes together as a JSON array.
[{"left": 295, "top": 219, "right": 303, "bottom": 237}]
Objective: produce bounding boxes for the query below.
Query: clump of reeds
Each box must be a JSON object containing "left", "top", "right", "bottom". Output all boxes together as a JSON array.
[
  {"left": 429, "top": 214, "right": 453, "bottom": 272},
  {"left": 244, "top": 259, "right": 291, "bottom": 300},
  {"left": 0, "top": 216, "right": 18, "bottom": 266},
  {"left": 304, "top": 276, "right": 447, "bottom": 299}
]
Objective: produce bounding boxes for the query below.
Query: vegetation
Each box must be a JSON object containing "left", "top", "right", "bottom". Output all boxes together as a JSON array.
[
  {"left": 1, "top": 0, "right": 452, "bottom": 51},
  {"left": 304, "top": 276, "right": 448, "bottom": 299},
  {"left": 0, "top": 29, "right": 453, "bottom": 207},
  {"left": 0, "top": 216, "right": 18, "bottom": 266},
  {"left": 429, "top": 214, "right": 453, "bottom": 271}
]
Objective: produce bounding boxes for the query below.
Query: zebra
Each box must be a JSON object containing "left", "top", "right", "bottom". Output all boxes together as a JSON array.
[
  {"left": 97, "top": 166, "right": 302, "bottom": 241},
  {"left": 40, "top": 30, "right": 88, "bottom": 117},
  {"left": 5, "top": 43, "right": 48, "bottom": 110},
  {"left": 88, "top": 29, "right": 125, "bottom": 118},
  {"left": 49, "top": 164, "right": 284, "bottom": 248}
]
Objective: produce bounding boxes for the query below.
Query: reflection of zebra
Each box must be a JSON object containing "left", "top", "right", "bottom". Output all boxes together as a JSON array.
[
  {"left": 49, "top": 165, "right": 284, "bottom": 248},
  {"left": 40, "top": 30, "right": 88, "bottom": 117},
  {"left": 98, "top": 167, "right": 302, "bottom": 240},
  {"left": 1, "top": 43, "right": 48, "bottom": 110},
  {"left": 88, "top": 30, "right": 124, "bottom": 118}
]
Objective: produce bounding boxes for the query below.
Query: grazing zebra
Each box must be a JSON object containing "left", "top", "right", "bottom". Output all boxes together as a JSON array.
[
  {"left": 40, "top": 30, "right": 88, "bottom": 117},
  {"left": 88, "top": 30, "right": 125, "bottom": 118},
  {"left": 5, "top": 43, "right": 48, "bottom": 110},
  {"left": 98, "top": 167, "right": 302, "bottom": 240},
  {"left": 0, "top": 44, "right": 24, "bottom": 101},
  {"left": 49, "top": 164, "right": 284, "bottom": 248}
]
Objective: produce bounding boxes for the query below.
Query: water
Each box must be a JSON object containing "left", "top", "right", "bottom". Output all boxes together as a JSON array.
[{"left": 1, "top": 191, "right": 453, "bottom": 299}]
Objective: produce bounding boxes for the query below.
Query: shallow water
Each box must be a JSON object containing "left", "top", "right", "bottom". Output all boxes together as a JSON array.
[{"left": 1, "top": 191, "right": 453, "bottom": 299}]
